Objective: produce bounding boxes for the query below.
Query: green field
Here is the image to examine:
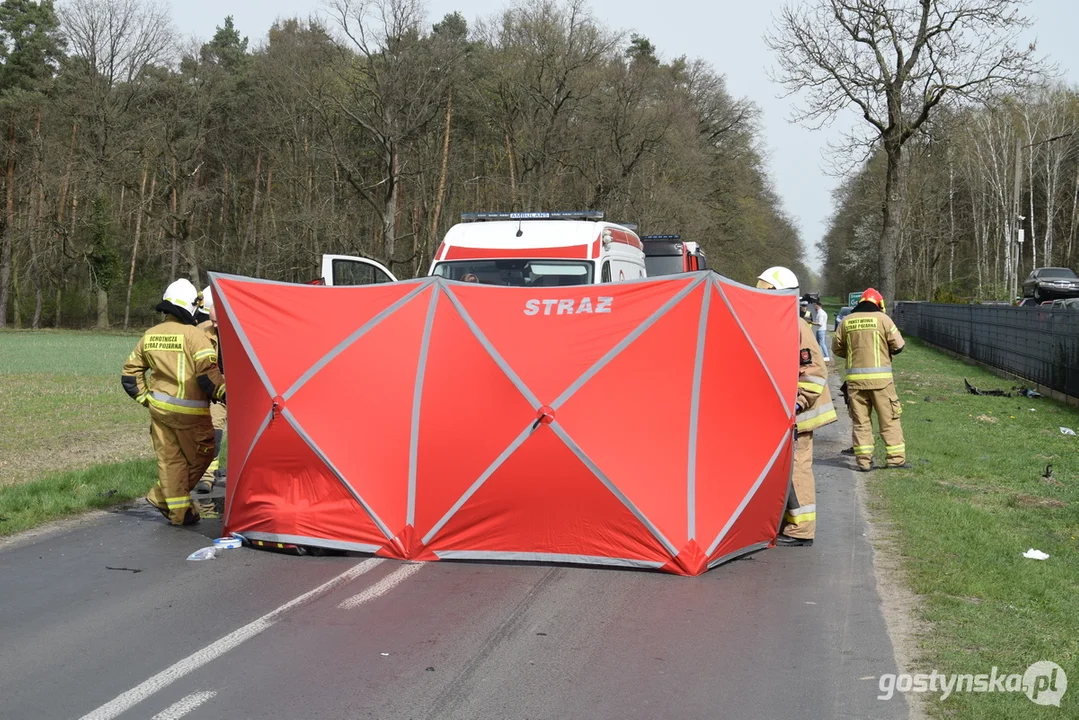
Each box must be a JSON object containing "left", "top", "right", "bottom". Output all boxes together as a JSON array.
[
  {"left": 871, "top": 339, "right": 1079, "bottom": 718},
  {"left": 0, "top": 330, "right": 153, "bottom": 488}
]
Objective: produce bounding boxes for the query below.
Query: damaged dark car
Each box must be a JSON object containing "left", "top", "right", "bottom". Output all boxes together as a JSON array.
[{"left": 1022, "top": 267, "right": 1079, "bottom": 302}]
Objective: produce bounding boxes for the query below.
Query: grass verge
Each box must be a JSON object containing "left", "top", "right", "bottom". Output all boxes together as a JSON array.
[
  {"left": 868, "top": 338, "right": 1078, "bottom": 718},
  {"left": 0, "top": 330, "right": 153, "bottom": 486},
  {"left": 0, "top": 458, "right": 156, "bottom": 537}
]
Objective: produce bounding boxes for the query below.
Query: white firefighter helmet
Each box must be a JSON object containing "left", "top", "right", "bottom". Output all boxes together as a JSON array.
[
  {"left": 200, "top": 285, "right": 214, "bottom": 311},
  {"left": 756, "top": 266, "right": 799, "bottom": 292},
  {"left": 162, "top": 278, "right": 199, "bottom": 311}
]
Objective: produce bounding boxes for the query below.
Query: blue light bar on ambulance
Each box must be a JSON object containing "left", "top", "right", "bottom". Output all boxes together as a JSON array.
[
  {"left": 641, "top": 234, "right": 682, "bottom": 240},
  {"left": 461, "top": 210, "right": 605, "bottom": 222}
]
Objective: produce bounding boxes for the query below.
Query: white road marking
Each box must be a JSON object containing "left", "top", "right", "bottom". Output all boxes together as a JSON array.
[
  {"left": 77, "top": 558, "right": 384, "bottom": 720},
  {"left": 338, "top": 562, "right": 423, "bottom": 609},
  {"left": 150, "top": 691, "right": 217, "bottom": 720}
]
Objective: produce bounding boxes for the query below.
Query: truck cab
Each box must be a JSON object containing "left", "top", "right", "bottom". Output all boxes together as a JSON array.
[
  {"left": 641, "top": 235, "right": 708, "bottom": 276},
  {"left": 319, "top": 211, "right": 647, "bottom": 287}
]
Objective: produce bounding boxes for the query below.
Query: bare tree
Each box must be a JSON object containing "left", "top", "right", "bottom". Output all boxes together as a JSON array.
[
  {"left": 766, "top": 0, "right": 1046, "bottom": 307},
  {"left": 323, "top": 0, "right": 460, "bottom": 269},
  {"left": 60, "top": 0, "right": 173, "bottom": 170},
  {"left": 58, "top": 0, "right": 172, "bottom": 325}
]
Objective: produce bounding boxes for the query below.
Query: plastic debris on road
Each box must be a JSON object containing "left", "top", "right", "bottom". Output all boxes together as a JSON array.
[
  {"left": 1060, "top": 427, "right": 1076, "bottom": 436},
  {"left": 187, "top": 547, "right": 219, "bottom": 561},
  {"left": 1022, "top": 548, "right": 1050, "bottom": 560}
]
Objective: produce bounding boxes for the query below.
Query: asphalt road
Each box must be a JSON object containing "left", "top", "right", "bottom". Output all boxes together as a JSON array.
[{"left": 0, "top": 383, "right": 909, "bottom": 720}]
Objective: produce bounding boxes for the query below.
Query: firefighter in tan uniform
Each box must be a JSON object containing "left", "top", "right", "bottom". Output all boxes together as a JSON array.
[
  {"left": 832, "top": 288, "right": 909, "bottom": 471},
  {"left": 121, "top": 279, "right": 226, "bottom": 525},
  {"left": 192, "top": 286, "right": 226, "bottom": 519},
  {"left": 756, "top": 267, "right": 838, "bottom": 547}
]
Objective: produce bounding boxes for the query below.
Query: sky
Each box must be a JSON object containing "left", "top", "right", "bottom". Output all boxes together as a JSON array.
[{"left": 167, "top": 0, "right": 1079, "bottom": 270}]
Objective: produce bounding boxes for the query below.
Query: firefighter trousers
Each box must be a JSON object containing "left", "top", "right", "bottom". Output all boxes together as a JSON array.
[
  {"left": 146, "top": 415, "right": 216, "bottom": 525},
  {"left": 849, "top": 384, "right": 906, "bottom": 469},
  {"left": 783, "top": 431, "right": 816, "bottom": 540},
  {"left": 199, "top": 404, "right": 227, "bottom": 482},
  {"left": 195, "top": 403, "right": 227, "bottom": 514}
]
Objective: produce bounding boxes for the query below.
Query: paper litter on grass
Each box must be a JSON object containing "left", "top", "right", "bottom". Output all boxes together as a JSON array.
[{"left": 1022, "top": 548, "right": 1050, "bottom": 560}]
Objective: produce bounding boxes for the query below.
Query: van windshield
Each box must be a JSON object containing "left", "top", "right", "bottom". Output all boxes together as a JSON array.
[{"left": 432, "top": 259, "right": 594, "bottom": 286}]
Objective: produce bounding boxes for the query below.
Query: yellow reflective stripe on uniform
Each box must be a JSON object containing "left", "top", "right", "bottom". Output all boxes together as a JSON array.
[
  {"left": 798, "top": 381, "right": 822, "bottom": 392},
  {"left": 165, "top": 496, "right": 192, "bottom": 508},
  {"left": 799, "top": 375, "right": 827, "bottom": 388},
  {"left": 797, "top": 405, "right": 838, "bottom": 432},
  {"left": 797, "top": 401, "right": 837, "bottom": 423},
  {"left": 886, "top": 444, "right": 906, "bottom": 454},
  {"left": 147, "top": 395, "right": 211, "bottom": 416},
  {"left": 176, "top": 353, "right": 186, "bottom": 399},
  {"left": 784, "top": 504, "right": 816, "bottom": 524},
  {"left": 150, "top": 391, "right": 209, "bottom": 408},
  {"left": 853, "top": 445, "right": 875, "bottom": 456},
  {"left": 847, "top": 365, "right": 892, "bottom": 378},
  {"left": 193, "top": 348, "right": 216, "bottom": 362},
  {"left": 214, "top": 384, "right": 226, "bottom": 400}
]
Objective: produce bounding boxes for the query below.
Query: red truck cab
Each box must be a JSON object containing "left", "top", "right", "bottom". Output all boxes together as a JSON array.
[{"left": 641, "top": 235, "right": 708, "bottom": 276}]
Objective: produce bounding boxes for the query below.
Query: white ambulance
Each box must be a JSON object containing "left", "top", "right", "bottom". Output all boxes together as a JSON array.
[{"left": 319, "top": 211, "right": 648, "bottom": 287}]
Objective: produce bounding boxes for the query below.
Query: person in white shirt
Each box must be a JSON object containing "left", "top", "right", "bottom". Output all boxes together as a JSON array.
[{"left": 812, "top": 301, "right": 831, "bottom": 361}]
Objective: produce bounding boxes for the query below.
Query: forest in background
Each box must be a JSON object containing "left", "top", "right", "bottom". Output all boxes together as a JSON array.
[
  {"left": 820, "top": 88, "right": 1079, "bottom": 302},
  {"left": 0, "top": 0, "right": 809, "bottom": 329}
]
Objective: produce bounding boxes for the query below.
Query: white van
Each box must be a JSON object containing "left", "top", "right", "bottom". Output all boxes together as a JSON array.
[{"left": 319, "top": 211, "right": 647, "bottom": 287}]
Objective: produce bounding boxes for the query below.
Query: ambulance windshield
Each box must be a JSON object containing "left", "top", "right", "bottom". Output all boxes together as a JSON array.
[{"left": 432, "top": 259, "right": 594, "bottom": 286}]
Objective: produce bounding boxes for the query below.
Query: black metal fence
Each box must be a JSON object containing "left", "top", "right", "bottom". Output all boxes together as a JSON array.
[{"left": 892, "top": 302, "right": 1079, "bottom": 398}]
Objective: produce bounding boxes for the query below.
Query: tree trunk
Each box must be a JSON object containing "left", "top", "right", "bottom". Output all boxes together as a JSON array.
[
  {"left": 257, "top": 165, "right": 272, "bottom": 277},
  {"left": 0, "top": 117, "right": 16, "bottom": 327},
  {"left": 948, "top": 151, "right": 955, "bottom": 285},
  {"left": 1028, "top": 143, "right": 1037, "bottom": 269},
  {"left": 29, "top": 109, "right": 43, "bottom": 328},
  {"left": 169, "top": 151, "right": 179, "bottom": 280},
  {"left": 504, "top": 132, "right": 518, "bottom": 208},
  {"left": 243, "top": 148, "right": 262, "bottom": 273},
  {"left": 12, "top": 258, "right": 20, "bottom": 328},
  {"left": 382, "top": 145, "right": 399, "bottom": 268},
  {"left": 96, "top": 287, "right": 109, "bottom": 328},
  {"left": 124, "top": 164, "right": 150, "bottom": 329},
  {"left": 1010, "top": 137, "right": 1022, "bottom": 299},
  {"left": 878, "top": 137, "right": 902, "bottom": 309},
  {"left": 430, "top": 91, "right": 453, "bottom": 247}
]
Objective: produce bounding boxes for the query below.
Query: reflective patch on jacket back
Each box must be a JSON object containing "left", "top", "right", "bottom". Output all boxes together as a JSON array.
[
  {"left": 844, "top": 317, "right": 878, "bottom": 331},
  {"left": 144, "top": 334, "right": 184, "bottom": 352}
]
